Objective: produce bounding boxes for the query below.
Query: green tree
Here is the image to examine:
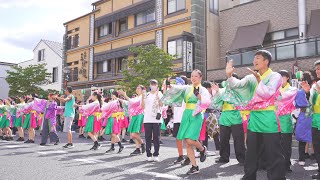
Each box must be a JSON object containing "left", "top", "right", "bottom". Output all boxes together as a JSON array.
[
  {"left": 6, "top": 63, "right": 52, "bottom": 97},
  {"left": 118, "top": 45, "right": 175, "bottom": 94}
]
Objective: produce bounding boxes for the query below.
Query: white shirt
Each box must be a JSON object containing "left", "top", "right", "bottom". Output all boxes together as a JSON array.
[
  {"left": 143, "top": 91, "right": 163, "bottom": 123},
  {"left": 173, "top": 102, "right": 185, "bottom": 123}
]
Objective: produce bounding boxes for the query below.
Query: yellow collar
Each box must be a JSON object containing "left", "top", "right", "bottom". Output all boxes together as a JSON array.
[
  {"left": 280, "top": 83, "right": 290, "bottom": 93},
  {"left": 259, "top": 68, "right": 272, "bottom": 80}
]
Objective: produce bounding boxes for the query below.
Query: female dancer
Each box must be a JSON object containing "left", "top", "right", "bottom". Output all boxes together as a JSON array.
[
  {"left": 15, "top": 96, "right": 27, "bottom": 141},
  {"left": 22, "top": 96, "right": 37, "bottom": 143},
  {"left": 104, "top": 91, "right": 125, "bottom": 153},
  {"left": 75, "top": 92, "right": 102, "bottom": 150},
  {"left": 161, "top": 69, "right": 211, "bottom": 174},
  {"left": 119, "top": 85, "right": 146, "bottom": 155}
]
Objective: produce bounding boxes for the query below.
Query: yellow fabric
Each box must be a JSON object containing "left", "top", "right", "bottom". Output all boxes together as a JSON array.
[
  {"left": 93, "top": 112, "right": 102, "bottom": 121},
  {"left": 112, "top": 112, "right": 125, "bottom": 122},
  {"left": 39, "top": 114, "right": 44, "bottom": 118},
  {"left": 79, "top": 113, "right": 82, "bottom": 120},
  {"left": 314, "top": 105, "right": 320, "bottom": 113},
  {"left": 222, "top": 102, "right": 235, "bottom": 111},
  {"left": 30, "top": 110, "right": 36, "bottom": 113},
  {"left": 240, "top": 110, "right": 250, "bottom": 121},
  {"left": 280, "top": 83, "right": 290, "bottom": 93},
  {"left": 4, "top": 112, "right": 7, "bottom": 115},
  {"left": 186, "top": 103, "right": 196, "bottom": 110},
  {"left": 254, "top": 106, "right": 276, "bottom": 111},
  {"left": 260, "top": 68, "right": 272, "bottom": 80}
]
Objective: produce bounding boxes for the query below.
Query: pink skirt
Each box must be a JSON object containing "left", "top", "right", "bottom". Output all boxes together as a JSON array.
[
  {"left": 78, "top": 116, "right": 87, "bottom": 127},
  {"left": 243, "top": 115, "right": 250, "bottom": 133},
  {"left": 102, "top": 118, "right": 108, "bottom": 127},
  {"left": 113, "top": 118, "right": 121, "bottom": 134},
  {"left": 119, "top": 116, "right": 129, "bottom": 128},
  {"left": 30, "top": 113, "right": 37, "bottom": 128},
  {"left": 199, "top": 118, "right": 206, "bottom": 141}
]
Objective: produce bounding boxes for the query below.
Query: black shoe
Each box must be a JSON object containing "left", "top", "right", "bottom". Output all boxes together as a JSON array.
[
  {"left": 63, "top": 143, "right": 74, "bottom": 149},
  {"left": 121, "top": 139, "right": 128, "bottom": 143},
  {"left": 5, "top": 137, "right": 10, "bottom": 141},
  {"left": 24, "top": 139, "right": 31, "bottom": 143},
  {"left": 159, "top": 140, "right": 164, "bottom": 144},
  {"left": 16, "top": 137, "right": 25, "bottom": 141},
  {"left": 118, "top": 146, "right": 125, "bottom": 153},
  {"left": 141, "top": 144, "right": 146, "bottom": 153},
  {"left": 95, "top": 143, "right": 101, "bottom": 150},
  {"left": 78, "top": 134, "right": 85, "bottom": 138},
  {"left": 215, "top": 158, "right": 229, "bottom": 163},
  {"left": 29, "top": 140, "right": 35, "bottom": 143},
  {"left": 305, "top": 153, "right": 310, "bottom": 159},
  {"left": 90, "top": 144, "right": 97, "bottom": 150},
  {"left": 187, "top": 166, "right": 200, "bottom": 175},
  {"left": 200, "top": 146, "right": 207, "bottom": 162},
  {"left": 40, "top": 143, "right": 46, "bottom": 146},
  {"left": 182, "top": 157, "right": 191, "bottom": 166},
  {"left": 312, "top": 174, "right": 320, "bottom": 179},
  {"left": 287, "top": 167, "right": 292, "bottom": 173},
  {"left": 130, "top": 149, "right": 142, "bottom": 156},
  {"left": 0, "top": 136, "right": 3, "bottom": 140},
  {"left": 54, "top": 140, "right": 60, "bottom": 145},
  {"left": 173, "top": 156, "right": 185, "bottom": 164},
  {"left": 105, "top": 148, "right": 115, "bottom": 153},
  {"left": 129, "top": 139, "right": 135, "bottom": 144}
]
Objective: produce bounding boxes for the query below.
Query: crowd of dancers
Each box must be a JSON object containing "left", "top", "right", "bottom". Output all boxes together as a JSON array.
[{"left": 0, "top": 49, "right": 320, "bottom": 179}]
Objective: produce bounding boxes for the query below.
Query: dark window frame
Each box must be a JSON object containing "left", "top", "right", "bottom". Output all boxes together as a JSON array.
[
  {"left": 52, "top": 67, "right": 58, "bottom": 83},
  {"left": 38, "top": 49, "right": 45, "bottom": 61},
  {"left": 98, "top": 23, "right": 113, "bottom": 38},
  {"left": 167, "top": 0, "right": 186, "bottom": 15},
  {"left": 135, "top": 9, "right": 156, "bottom": 27},
  {"left": 167, "top": 38, "right": 183, "bottom": 59},
  {"left": 209, "top": 0, "right": 219, "bottom": 15},
  {"left": 264, "top": 27, "right": 299, "bottom": 44},
  {"left": 118, "top": 17, "right": 128, "bottom": 33}
]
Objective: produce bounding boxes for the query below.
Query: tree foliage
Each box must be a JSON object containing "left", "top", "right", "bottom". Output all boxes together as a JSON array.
[
  {"left": 118, "top": 45, "right": 175, "bottom": 95},
  {"left": 6, "top": 63, "right": 53, "bottom": 97}
]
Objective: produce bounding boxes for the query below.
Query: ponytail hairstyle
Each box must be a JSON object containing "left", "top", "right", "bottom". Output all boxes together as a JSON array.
[{"left": 93, "top": 92, "right": 102, "bottom": 108}]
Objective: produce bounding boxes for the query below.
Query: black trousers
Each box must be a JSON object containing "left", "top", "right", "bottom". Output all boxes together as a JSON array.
[
  {"left": 280, "top": 133, "right": 292, "bottom": 168},
  {"left": 41, "top": 119, "right": 59, "bottom": 144},
  {"left": 298, "top": 141, "right": 307, "bottom": 161},
  {"left": 202, "top": 132, "right": 220, "bottom": 151},
  {"left": 144, "top": 123, "right": 160, "bottom": 157},
  {"left": 312, "top": 128, "right": 320, "bottom": 173},
  {"left": 243, "top": 131, "right": 286, "bottom": 180},
  {"left": 220, "top": 124, "right": 245, "bottom": 163}
]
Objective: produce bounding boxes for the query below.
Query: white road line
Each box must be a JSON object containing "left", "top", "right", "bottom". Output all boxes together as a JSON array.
[{"left": 37, "top": 150, "right": 68, "bottom": 155}]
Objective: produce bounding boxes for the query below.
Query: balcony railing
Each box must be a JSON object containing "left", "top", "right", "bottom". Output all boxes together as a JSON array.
[{"left": 226, "top": 37, "right": 320, "bottom": 66}]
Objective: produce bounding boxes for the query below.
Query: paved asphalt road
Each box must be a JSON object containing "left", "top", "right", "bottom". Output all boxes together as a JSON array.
[{"left": 0, "top": 132, "right": 318, "bottom": 180}]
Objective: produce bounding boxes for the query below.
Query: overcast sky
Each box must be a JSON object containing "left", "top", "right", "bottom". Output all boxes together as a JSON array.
[{"left": 0, "top": 0, "right": 96, "bottom": 63}]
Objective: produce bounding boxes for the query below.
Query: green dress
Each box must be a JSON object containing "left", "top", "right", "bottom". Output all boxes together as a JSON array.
[
  {"left": 161, "top": 85, "right": 211, "bottom": 140},
  {"left": 127, "top": 114, "right": 144, "bottom": 133}
]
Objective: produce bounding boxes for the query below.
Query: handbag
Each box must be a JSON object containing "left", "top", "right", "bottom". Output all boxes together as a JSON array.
[{"left": 156, "top": 112, "right": 161, "bottom": 120}]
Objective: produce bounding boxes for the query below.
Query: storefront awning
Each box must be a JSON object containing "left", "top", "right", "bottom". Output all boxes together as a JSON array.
[
  {"left": 230, "top": 21, "right": 270, "bottom": 51},
  {"left": 308, "top": 9, "right": 320, "bottom": 37}
]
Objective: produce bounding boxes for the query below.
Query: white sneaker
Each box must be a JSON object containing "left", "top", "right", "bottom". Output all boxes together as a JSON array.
[
  {"left": 147, "top": 157, "right": 153, "bottom": 162},
  {"left": 153, "top": 156, "right": 160, "bottom": 162},
  {"left": 298, "top": 161, "right": 305, "bottom": 166}
]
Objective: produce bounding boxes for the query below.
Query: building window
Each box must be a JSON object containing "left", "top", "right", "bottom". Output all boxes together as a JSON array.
[
  {"left": 74, "top": 61, "right": 79, "bottom": 65},
  {"left": 73, "top": 34, "right": 79, "bottom": 47},
  {"left": 99, "top": 23, "right": 112, "bottom": 37},
  {"left": 119, "top": 18, "right": 128, "bottom": 33},
  {"left": 209, "top": 0, "right": 219, "bottom": 14},
  {"left": 38, "top": 49, "right": 45, "bottom": 61},
  {"left": 52, "top": 67, "right": 58, "bottom": 83},
  {"left": 168, "top": 0, "right": 185, "bottom": 14},
  {"left": 135, "top": 9, "right": 155, "bottom": 26},
  {"left": 168, "top": 39, "right": 183, "bottom": 59},
  {"left": 75, "top": 27, "right": 80, "bottom": 32},
  {"left": 73, "top": 67, "right": 78, "bottom": 82},
  {"left": 97, "top": 60, "right": 111, "bottom": 74},
  {"left": 117, "top": 57, "right": 127, "bottom": 72},
  {"left": 264, "top": 28, "right": 299, "bottom": 44}
]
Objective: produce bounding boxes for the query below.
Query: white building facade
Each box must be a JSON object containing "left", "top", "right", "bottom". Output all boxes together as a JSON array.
[
  {"left": 0, "top": 62, "right": 16, "bottom": 99},
  {"left": 19, "top": 40, "right": 63, "bottom": 91}
]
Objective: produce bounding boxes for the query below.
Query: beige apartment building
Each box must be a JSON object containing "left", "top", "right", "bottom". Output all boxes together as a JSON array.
[{"left": 63, "top": 0, "right": 220, "bottom": 100}]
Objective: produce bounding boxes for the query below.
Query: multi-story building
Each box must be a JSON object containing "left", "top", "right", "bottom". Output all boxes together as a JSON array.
[
  {"left": 207, "top": 0, "right": 320, "bottom": 81},
  {"left": 18, "top": 39, "right": 63, "bottom": 91},
  {"left": 0, "top": 62, "right": 16, "bottom": 99},
  {"left": 63, "top": 0, "right": 220, "bottom": 100}
]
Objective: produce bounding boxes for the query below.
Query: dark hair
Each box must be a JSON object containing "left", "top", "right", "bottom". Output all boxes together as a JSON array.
[
  {"left": 66, "top": 86, "right": 73, "bottom": 93},
  {"left": 104, "top": 97, "right": 110, "bottom": 103},
  {"left": 302, "top": 71, "right": 313, "bottom": 86},
  {"left": 112, "top": 91, "right": 120, "bottom": 98},
  {"left": 278, "top": 70, "right": 290, "bottom": 83},
  {"left": 255, "top": 50, "right": 272, "bottom": 67},
  {"left": 232, "top": 73, "right": 239, "bottom": 79},
  {"left": 192, "top": 69, "right": 202, "bottom": 77},
  {"left": 180, "top": 75, "right": 188, "bottom": 85},
  {"left": 92, "top": 92, "right": 102, "bottom": 108},
  {"left": 32, "top": 93, "right": 38, "bottom": 98},
  {"left": 310, "top": 70, "right": 318, "bottom": 82},
  {"left": 202, "top": 81, "right": 212, "bottom": 89}
]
